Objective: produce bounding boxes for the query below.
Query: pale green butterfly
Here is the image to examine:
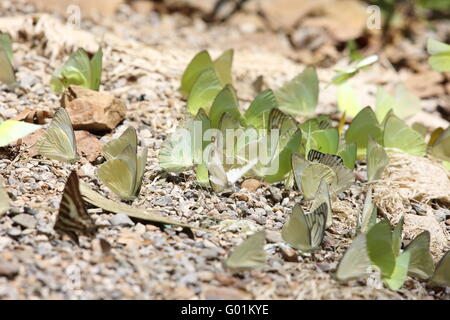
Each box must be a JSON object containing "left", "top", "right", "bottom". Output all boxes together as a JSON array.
[
  {"left": 356, "top": 187, "right": 377, "bottom": 234},
  {"left": 404, "top": 231, "right": 435, "bottom": 280},
  {"left": 0, "top": 119, "right": 41, "bottom": 147},
  {"left": 375, "top": 84, "right": 421, "bottom": 122},
  {"left": 383, "top": 251, "right": 411, "bottom": 290},
  {"left": 337, "top": 81, "right": 362, "bottom": 118},
  {"left": 0, "top": 33, "right": 16, "bottom": 85},
  {"left": 427, "top": 38, "right": 450, "bottom": 72},
  {"left": 244, "top": 89, "right": 278, "bottom": 129},
  {"left": 366, "top": 136, "right": 389, "bottom": 183},
  {"left": 98, "top": 127, "right": 147, "bottom": 201},
  {"left": 276, "top": 66, "right": 319, "bottom": 116},
  {"left": 332, "top": 55, "right": 378, "bottom": 85},
  {"left": 335, "top": 233, "right": 372, "bottom": 281},
  {"left": 366, "top": 220, "right": 396, "bottom": 278},
  {"left": 260, "top": 109, "right": 302, "bottom": 183},
  {"left": 206, "top": 141, "right": 258, "bottom": 193},
  {"left": 431, "top": 250, "right": 450, "bottom": 287},
  {"left": 187, "top": 67, "right": 223, "bottom": 115},
  {"left": 180, "top": 49, "right": 233, "bottom": 97},
  {"left": 209, "top": 84, "right": 241, "bottom": 128},
  {"left": 291, "top": 153, "right": 336, "bottom": 200},
  {"left": 36, "top": 108, "right": 79, "bottom": 162},
  {"left": 337, "top": 142, "right": 357, "bottom": 170},
  {"left": 307, "top": 149, "right": 355, "bottom": 197},
  {"left": 383, "top": 113, "right": 427, "bottom": 157},
  {"left": 430, "top": 126, "right": 450, "bottom": 162},
  {"left": 310, "top": 180, "right": 333, "bottom": 228},
  {"left": 158, "top": 109, "right": 210, "bottom": 172},
  {"left": 281, "top": 201, "right": 328, "bottom": 252},
  {"left": 51, "top": 47, "right": 103, "bottom": 94},
  {"left": 345, "top": 106, "right": 383, "bottom": 159},
  {"left": 223, "top": 231, "right": 266, "bottom": 271}
]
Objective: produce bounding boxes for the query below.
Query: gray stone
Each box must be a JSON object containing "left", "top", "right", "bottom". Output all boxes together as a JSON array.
[
  {"left": 108, "top": 213, "right": 135, "bottom": 227},
  {"left": 12, "top": 214, "right": 37, "bottom": 229},
  {"left": 154, "top": 196, "right": 173, "bottom": 207},
  {"left": 0, "top": 261, "right": 19, "bottom": 279},
  {"left": 265, "top": 230, "right": 283, "bottom": 243}
]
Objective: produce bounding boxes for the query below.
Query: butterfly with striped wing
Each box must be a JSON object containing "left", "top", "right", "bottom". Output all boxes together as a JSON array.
[{"left": 54, "top": 171, "right": 97, "bottom": 244}]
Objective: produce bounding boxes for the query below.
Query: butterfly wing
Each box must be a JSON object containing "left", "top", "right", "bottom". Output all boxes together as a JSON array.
[
  {"left": 305, "top": 202, "right": 327, "bottom": 250},
  {"left": 37, "top": 108, "right": 78, "bottom": 162},
  {"left": 0, "top": 49, "right": 15, "bottom": 85},
  {"left": 55, "top": 171, "right": 96, "bottom": 244},
  {"left": 335, "top": 233, "right": 372, "bottom": 281},
  {"left": 300, "top": 163, "right": 336, "bottom": 200},
  {"left": 404, "top": 231, "right": 435, "bottom": 280},
  {"left": 281, "top": 204, "right": 311, "bottom": 251},
  {"left": 308, "top": 149, "right": 354, "bottom": 196},
  {"left": 206, "top": 143, "right": 229, "bottom": 192},
  {"left": 102, "top": 126, "right": 138, "bottom": 161},
  {"left": 98, "top": 145, "right": 137, "bottom": 200},
  {"left": 366, "top": 136, "right": 389, "bottom": 182},
  {"left": 133, "top": 147, "right": 148, "bottom": 196},
  {"left": 0, "top": 182, "right": 9, "bottom": 216},
  {"left": 223, "top": 231, "right": 266, "bottom": 271},
  {"left": 431, "top": 250, "right": 450, "bottom": 287},
  {"left": 311, "top": 180, "right": 332, "bottom": 228}
]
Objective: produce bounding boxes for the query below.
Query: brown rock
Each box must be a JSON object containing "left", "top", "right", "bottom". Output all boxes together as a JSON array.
[
  {"left": 131, "top": 1, "right": 155, "bottom": 15},
  {"left": 203, "top": 286, "right": 252, "bottom": 300},
  {"left": 61, "top": 85, "right": 126, "bottom": 133},
  {"left": 280, "top": 246, "right": 298, "bottom": 262},
  {"left": 241, "top": 178, "right": 261, "bottom": 192},
  {"left": 214, "top": 273, "right": 236, "bottom": 286},
  {"left": 74, "top": 130, "right": 103, "bottom": 162}
]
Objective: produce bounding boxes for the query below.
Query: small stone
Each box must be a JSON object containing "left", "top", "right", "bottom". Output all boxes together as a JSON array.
[
  {"left": 269, "top": 187, "right": 283, "bottom": 202},
  {"left": 280, "top": 246, "right": 298, "bottom": 262},
  {"left": 154, "top": 196, "right": 172, "bottom": 207},
  {"left": 61, "top": 85, "right": 126, "bottom": 132},
  {"left": 254, "top": 208, "right": 266, "bottom": 215},
  {"left": 7, "top": 228, "right": 21, "bottom": 237},
  {"left": 12, "top": 214, "right": 37, "bottom": 229},
  {"left": 446, "top": 219, "right": 450, "bottom": 225},
  {"left": 317, "top": 262, "right": 337, "bottom": 272},
  {"left": 134, "top": 223, "right": 146, "bottom": 234},
  {"left": 265, "top": 230, "right": 283, "bottom": 243},
  {"left": 75, "top": 131, "right": 103, "bottom": 162},
  {"left": 79, "top": 163, "right": 97, "bottom": 178},
  {"left": 214, "top": 273, "right": 236, "bottom": 286},
  {"left": 108, "top": 213, "right": 135, "bottom": 227},
  {"left": 197, "top": 271, "right": 214, "bottom": 281},
  {"left": 241, "top": 178, "right": 261, "bottom": 192},
  {"left": 0, "top": 261, "right": 19, "bottom": 279}
]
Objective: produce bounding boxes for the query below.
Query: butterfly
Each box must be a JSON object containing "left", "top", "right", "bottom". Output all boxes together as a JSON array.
[
  {"left": 98, "top": 127, "right": 147, "bottom": 201},
  {"left": 36, "top": 108, "right": 79, "bottom": 162},
  {"left": 275, "top": 66, "right": 319, "bottom": 117},
  {"left": 0, "top": 33, "right": 16, "bottom": 85},
  {"left": 404, "top": 231, "right": 434, "bottom": 280},
  {"left": 356, "top": 187, "right": 377, "bottom": 234},
  {"left": 54, "top": 171, "right": 97, "bottom": 244},
  {"left": 335, "top": 232, "right": 372, "bottom": 281},
  {"left": 431, "top": 250, "right": 450, "bottom": 287},
  {"left": 281, "top": 200, "right": 328, "bottom": 252},
  {"left": 383, "top": 113, "right": 427, "bottom": 157},
  {"left": 50, "top": 47, "right": 103, "bottom": 94},
  {"left": 427, "top": 38, "right": 450, "bottom": 72},
  {"left": 366, "top": 136, "right": 389, "bottom": 183},
  {"left": 206, "top": 140, "right": 257, "bottom": 192},
  {"left": 223, "top": 230, "right": 266, "bottom": 271},
  {"left": 0, "top": 119, "right": 41, "bottom": 147},
  {"left": 331, "top": 55, "right": 378, "bottom": 85}
]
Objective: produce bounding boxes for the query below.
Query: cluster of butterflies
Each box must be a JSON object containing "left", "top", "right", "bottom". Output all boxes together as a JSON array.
[
  {"left": 223, "top": 185, "right": 450, "bottom": 289},
  {"left": 33, "top": 108, "right": 148, "bottom": 201}
]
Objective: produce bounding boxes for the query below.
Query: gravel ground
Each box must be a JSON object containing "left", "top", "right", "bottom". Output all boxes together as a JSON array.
[{"left": 0, "top": 1, "right": 449, "bottom": 300}]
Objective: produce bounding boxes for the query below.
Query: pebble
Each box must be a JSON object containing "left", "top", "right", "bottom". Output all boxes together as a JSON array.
[
  {"left": 241, "top": 178, "right": 261, "bottom": 192},
  {"left": 12, "top": 214, "right": 37, "bottom": 229},
  {"left": 265, "top": 230, "right": 283, "bottom": 243},
  {"left": 108, "top": 213, "right": 135, "bottom": 227},
  {"left": 434, "top": 208, "right": 449, "bottom": 222},
  {"left": 7, "top": 228, "right": 21, "bottom": 237},
  {"left": 154, "top": 196, "right": 172, "bottom": 207},
  {"left": 0, "top": 261, "right": 20, "bottom": 279},
  {"left": 280, "top": 246, "right": 298, "bottom": 262}
]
